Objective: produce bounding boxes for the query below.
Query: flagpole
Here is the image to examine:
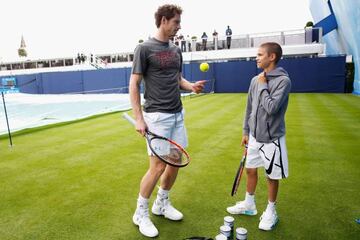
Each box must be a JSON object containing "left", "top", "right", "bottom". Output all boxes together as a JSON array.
[{"left": 1, "top": 91, "right": 13, "bottom": 147}]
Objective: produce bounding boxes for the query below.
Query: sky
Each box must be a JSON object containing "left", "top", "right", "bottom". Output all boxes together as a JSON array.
[{"left": 0, "top": 0, "right": 313, "bottom": 62}]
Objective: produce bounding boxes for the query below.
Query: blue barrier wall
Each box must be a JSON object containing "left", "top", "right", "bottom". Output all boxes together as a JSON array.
[
  {"left": 16, "top": 74, "right": 39, "bottom": 93},
  {"left": 42, "top": 71, "right": 83, "bottom": 94},
  {"left": 214, "top": 61, "right": 256, "bottom": 93},
  {"left": 278, "top": 56, "right": 346, "bottom": 93},
  {"left": 82, "top": 68, "right": 130, "bottom": 93},
  {"left": 16, "top": 68, "right": 131, "bottom": 94},
  {"left": 10, "top": 56, "right": 346, "bottom": 94}
]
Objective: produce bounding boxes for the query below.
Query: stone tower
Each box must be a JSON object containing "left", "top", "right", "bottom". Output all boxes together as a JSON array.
[{"left": 18, "top": 35, "right": 28, "bottom": 57}]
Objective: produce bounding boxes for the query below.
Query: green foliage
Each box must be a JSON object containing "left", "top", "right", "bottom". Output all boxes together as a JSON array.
[
  {"left": 305, "top": 21, "right": 314, "bottom": 28},
  {"left": 1, "top": 94, "right": 360, "bottom": 239},
  {"left": 18, "top": 48, "right": 27, "bottom": 57}
]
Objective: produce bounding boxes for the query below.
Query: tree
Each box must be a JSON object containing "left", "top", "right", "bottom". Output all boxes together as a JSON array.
[
  {"left": 305, "top": 21, "right": 314, "bottom": 28},
  {"left": 18, "top": 48, "right": 27, "bottom": 57}
]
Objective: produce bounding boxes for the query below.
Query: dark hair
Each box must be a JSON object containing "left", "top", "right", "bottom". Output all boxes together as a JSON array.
[
  {"left": 260, "top": 42, "right": 283, "bottom": 64},
  {"left": 155, "top": 4, "right": 183, "bottom": 28}
]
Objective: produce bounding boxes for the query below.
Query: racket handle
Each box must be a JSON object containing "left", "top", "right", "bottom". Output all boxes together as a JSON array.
[{"left": 122, "top": 113, "right": 136, "bottom": 126}]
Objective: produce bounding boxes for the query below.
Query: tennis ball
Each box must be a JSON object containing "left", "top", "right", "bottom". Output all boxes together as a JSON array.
[{"left": 200, "top": 62, "right": 209, "bottom": 72}]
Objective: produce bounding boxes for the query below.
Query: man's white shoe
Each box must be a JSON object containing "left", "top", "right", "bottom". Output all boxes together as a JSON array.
[
  {"left": 133, "top": 209, "right": 159, "bottom": 238},
  {"left": 152, "top": 197, "right": 183, "bottom": 221},
  {"left": 258, "top": 210, "right": 279, "bottom": 231},
  {"left": 226, "top": 200, "right": 257, "bottom": 215}
]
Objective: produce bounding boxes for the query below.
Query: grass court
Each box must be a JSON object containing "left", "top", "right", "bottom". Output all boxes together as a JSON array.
[{"left": 1, "top": 93, "right": 360, "bottom": 239}]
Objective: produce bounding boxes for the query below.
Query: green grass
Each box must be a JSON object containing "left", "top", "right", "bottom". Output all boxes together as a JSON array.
[{"left": 1, "top": 93, "right": 360, "bottom": 240}]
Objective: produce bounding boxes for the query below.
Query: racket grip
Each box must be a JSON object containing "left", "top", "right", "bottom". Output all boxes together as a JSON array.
[{"left": 122, "top": 113, "right": 136, "bottom": 126}]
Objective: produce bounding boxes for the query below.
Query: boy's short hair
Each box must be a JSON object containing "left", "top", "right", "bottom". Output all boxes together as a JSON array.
[
  {"left": 155, "top": 4, "right": 183, "bottom": 28},
  {"left": 260, "top": 42, "right": 283, "bottom": 64}
]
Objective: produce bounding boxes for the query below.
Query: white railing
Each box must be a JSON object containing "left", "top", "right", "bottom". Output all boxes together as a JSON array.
[{"left": 0, "top": 28, "right": 323, "bottom": 74}]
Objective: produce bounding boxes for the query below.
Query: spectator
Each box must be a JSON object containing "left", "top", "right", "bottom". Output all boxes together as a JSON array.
[
  {"left": 77, "top": 53, "right": 81, "bottom": 64},
  {"left": 179, "top": 34, "right": 186, "bottom": 52},
  {"left": 80, "top": 54, "right": 85, "bottom": 63},
  {"left": 212, "top": 30, "right": 218, "bottom": 50},
  {"left": 186, "top": 35, "right": 191, "bottom": 52},
  {"left": 201, "top": 32, "right": 208, "bottom": 51},
  {"left": 226, "top": 25, "right": 232, "bottom": 49}
]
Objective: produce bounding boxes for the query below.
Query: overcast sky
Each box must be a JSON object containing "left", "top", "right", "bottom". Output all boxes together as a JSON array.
[{"left": 0, "top": 0, "right": 312, "bottom": 62}]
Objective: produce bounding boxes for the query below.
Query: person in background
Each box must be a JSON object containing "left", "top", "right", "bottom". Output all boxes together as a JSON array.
[
  {"left": 179, "top": 33, "right": 186, "bottom": 52},
  {"left": 226, "top": 25, "right": 232, "bottom": 49},
  {"left": 201, "top": 32, "right": 208, "bottom": 51},
  {"left": 212, "top": 29, "right": 218, "bottom": 50}
]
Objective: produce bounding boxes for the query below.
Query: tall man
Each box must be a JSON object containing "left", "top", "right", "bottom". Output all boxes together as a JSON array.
[{"left": 129, "top": 4, "right": 206, "bottom": 238}]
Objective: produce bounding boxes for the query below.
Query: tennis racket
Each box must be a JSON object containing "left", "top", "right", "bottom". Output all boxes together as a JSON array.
[
  {"left": 231, "top": 145, "right": 248, "bottom": 196},
  {"left": 123, "top": 113, "right": 190, "bottom": 167}
]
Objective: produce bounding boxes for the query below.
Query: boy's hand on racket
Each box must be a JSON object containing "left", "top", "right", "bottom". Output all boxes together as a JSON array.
[
  {"left": 241, "top": 135, "right": 249, "bottom": 146},
  {"left": 191, "top": 80, "right": 207, "bottom": 93},
  {"left": 135, "top": 118, "right": 147, "bottom": 136}
]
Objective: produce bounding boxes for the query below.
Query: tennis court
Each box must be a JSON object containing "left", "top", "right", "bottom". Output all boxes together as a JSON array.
[{"left": 0, "top": 93, "right": 359, "bottom": 239}]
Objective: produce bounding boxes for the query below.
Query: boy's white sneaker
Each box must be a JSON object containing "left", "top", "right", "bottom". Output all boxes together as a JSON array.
[
  {"left": 152, "top": 197, "right": 183, "bottom": 221},
  {"left": 133, "top": 209, "right": 159, "bottom": 238},
  {"left": 258, "top": 210, "right": 279, "bottom": 231},
  {"left": 226, "top": 200, "right": 257, "bottom": 215}
]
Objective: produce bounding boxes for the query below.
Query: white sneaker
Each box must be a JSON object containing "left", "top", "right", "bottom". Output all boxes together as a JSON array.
[
  {"left": 152, "top": 197, "right": 183, "bottom": 221},
  {"left": 133, "top": 208, "right": 159, "bottom": 238},
  {"left": 258, "top": 210, "right": 279, "bottom": 231},
  {"left": 226, "top": 200, "right": 257, "bottom": 215}
]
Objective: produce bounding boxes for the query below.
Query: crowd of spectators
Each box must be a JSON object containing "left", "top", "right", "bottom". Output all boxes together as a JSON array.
[{"left": 170, "top": 26, "right": 232, "bottom": 52}]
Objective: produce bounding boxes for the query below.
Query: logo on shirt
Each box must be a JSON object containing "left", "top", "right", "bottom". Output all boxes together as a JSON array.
[{"left": 154, "top": 51, "right": 179, "bottom": 69}]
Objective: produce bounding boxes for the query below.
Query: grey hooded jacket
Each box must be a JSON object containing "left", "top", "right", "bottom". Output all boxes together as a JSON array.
[{"left": 243, "top": 67, "right": 291, "bottom": 143}]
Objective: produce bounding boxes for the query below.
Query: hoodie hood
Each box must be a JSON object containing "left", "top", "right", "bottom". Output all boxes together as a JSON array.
[{"left": 266, "top": 67, "right": 289, "bottom": 78}]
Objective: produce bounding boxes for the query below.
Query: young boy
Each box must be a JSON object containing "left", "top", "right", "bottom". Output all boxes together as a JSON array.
[{"left": 227, "top": 42, "right": 291, "bottom": 231}]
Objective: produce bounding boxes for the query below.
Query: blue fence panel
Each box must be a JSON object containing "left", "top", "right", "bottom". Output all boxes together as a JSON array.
[
  {"left": 183, "top": 62, "right": 216, "bottom": 93},
  {"left": 124, "top": 67, "right": 131, "bottom": 93},
  {"left": 7, "top": 56, "right": 346, "bottom": 94},
  {"left": 15, "top": 74, "right": 39, "bottom": 93},
  {"left": 41, "top": 71, "right": 83, "bottom": 94},
  {"left": 278, "top": 56, "right": 346, "bottom": 93},
  {"left": 214, "top": 61, "right": 257, "bottom": 93},
  {"left": 82, "top": 68, "right": 129, "bottom": 94}
]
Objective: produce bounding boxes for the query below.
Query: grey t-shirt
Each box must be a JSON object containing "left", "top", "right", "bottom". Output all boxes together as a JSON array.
[{"left": 132, "top": 38, "right": 183, "bottom": 113}]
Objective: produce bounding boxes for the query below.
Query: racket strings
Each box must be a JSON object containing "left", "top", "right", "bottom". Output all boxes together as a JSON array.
[
  {"left": 149, "top": 138, "right": 189, "bottom": 166},
  {"left": 162, "top": 148, "right": 185, "bottom": 165}
]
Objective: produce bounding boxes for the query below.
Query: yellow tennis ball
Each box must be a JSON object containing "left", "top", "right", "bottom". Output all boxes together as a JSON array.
[{"left": 200, "top": 62, "right": 209, "bottom": 72}]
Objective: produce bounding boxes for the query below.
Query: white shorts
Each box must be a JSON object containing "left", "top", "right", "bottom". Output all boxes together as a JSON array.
[
  {"left": 245, "top": 134, "right": 289, "bottom": 179},
  {"left": 143, "top": 110, "right": 188, "bottom": 156}
]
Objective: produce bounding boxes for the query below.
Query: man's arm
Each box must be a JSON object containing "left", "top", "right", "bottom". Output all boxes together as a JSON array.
[
  {"left": 179, "top": 75, "right": 206, "bottom": 93},
  {"left": 129, "top": 73, "right": 147, "bottom": 136}
]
